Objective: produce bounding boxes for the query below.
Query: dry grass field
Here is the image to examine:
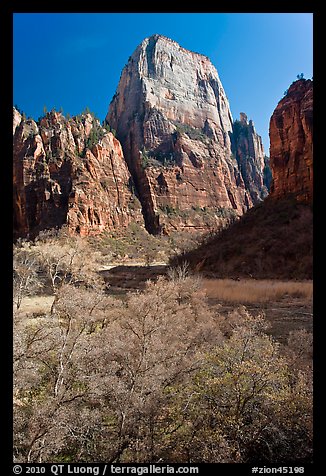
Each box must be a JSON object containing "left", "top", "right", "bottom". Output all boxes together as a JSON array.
[
  {"left": 201, "top": 278, "right": 313, "bottom": 303},
  {"left": 200, "top": 278, "right": 313, "bottom": 343}
]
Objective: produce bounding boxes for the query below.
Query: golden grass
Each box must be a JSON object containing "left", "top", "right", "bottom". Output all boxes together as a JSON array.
[
  {"left": 201, "top": 279, "right": 313, "bottom": 303},
  {"left": 17, "top": 295, "right": 54, "bottom": 315}
]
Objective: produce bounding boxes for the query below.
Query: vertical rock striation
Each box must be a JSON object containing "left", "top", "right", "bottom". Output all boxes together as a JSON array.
[
  {"left": 172, "top": 79, "right": 313, "bottom": 279},
  {"left": 107, "top": 34, "right": 266, "bottom": 234},
  {"left": 269, "top": 79, "right": 313, "bottom": 202},
  {"left": 232, "top": 112, "right": 269, "bottom": 203},
  {"left": 13, "top": 108, "right": 143, "bottom": 239},
  {"left": 14, "top": 34, "right": 270, "bottom": 240}
]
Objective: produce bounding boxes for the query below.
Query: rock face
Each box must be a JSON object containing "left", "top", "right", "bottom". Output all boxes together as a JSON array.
[
  {"left": 107, "top": 34, "right": 266, "bottom": 234},
  {"left": 269, "top": 79, "right": 313, "bottom": 202},
  {"left": 13, "top": 108, "right": 143, "bottom": 239},
  {"left": 14, "top": 35, "right": 270, "bottom": 240},
  {"left": 172, "top": 80, "right": 313, "bottom": 279},
  {"left": 232, "top": 113, "right": 269, "bottom": 202}
]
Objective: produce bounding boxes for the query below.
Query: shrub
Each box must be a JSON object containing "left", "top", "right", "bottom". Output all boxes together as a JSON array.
[
  {"left": 102, "top": 121, "right": 116, "bottom": 137},
  {"left": 164, "top": 308, "right": 312, "bottom": 463},
  {"left": 174, "top": 122, "right": 208, "bottom": 142},
  {"left": 85, "top": 123, "right": 106, "bottom": 150},
  {"left": 159, "top": 204, "right": 178, "bottom": 216},
  {"left": 13, "top": 276, "right": 221, "bottom": 462},
  {"left": 13, "top": 271, "right": 312, "bottom": 463},
  {"left": 14, "top": 230, "right": 103, "bottom": 312}
]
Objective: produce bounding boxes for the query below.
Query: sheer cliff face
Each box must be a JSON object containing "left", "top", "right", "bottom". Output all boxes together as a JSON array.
[
  {"left": 232, "top": 113, "right": 268, "bottom": 203},
  {"left": 107, "top": 34, "right": 257, "bottom": 234},
  {"left": 269, "top": 79, "right": 313, "bottom": 202},
  {"left": 13, "top": 108, "right": 143, "bottom": 239},
  {"left": 14, "top": 35, "right": 270, "bottom": 239}
]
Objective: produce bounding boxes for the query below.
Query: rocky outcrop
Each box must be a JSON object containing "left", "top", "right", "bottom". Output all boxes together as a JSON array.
[
  {"left": 14, "top": 35, "right": 270, "bottom": 240},
  {"left": 107, "top": 34, "right": 266, "bottom": 234},
  {"left": 232, "top": 113, "right": 269, "bottom": 202},
  {"left": 269, "top": 79, "right": 313, "bottom": 202},
  {"left": 13, "top": 108, "right": 143, "bottom": 239},
  {"left": 171, "top": 80, "right": 313, "bottom": 279}
]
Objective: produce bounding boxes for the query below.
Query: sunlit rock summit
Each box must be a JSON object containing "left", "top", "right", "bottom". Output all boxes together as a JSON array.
[{"left": 107, "top": 34, "right": 267, "bottom": 234}]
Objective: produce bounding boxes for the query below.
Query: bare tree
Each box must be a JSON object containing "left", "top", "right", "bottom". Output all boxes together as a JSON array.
[
  {"left": 32, "top": 232, "right": 103, "bottom": 313},
  {"left": 13, "top": 272, "right": 313, "bottom": 464},
  {"left": 13, "top": 241, "right": 41, "bottom": 310},
  {"left": 13, "top": 283, "right": 114, "bottom": 462}
]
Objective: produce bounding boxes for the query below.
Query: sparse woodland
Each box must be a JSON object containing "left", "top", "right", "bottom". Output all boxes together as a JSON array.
[{"left": 13, "top": 231, "right": 313, "bottom": 464}]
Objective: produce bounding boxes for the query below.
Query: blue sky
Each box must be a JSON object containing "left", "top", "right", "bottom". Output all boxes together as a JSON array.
[{"left": 13, "top": 13, "right": 313, "bottom": 153}]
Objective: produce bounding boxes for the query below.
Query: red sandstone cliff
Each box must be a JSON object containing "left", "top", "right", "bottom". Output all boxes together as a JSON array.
[
  {"left": 269, "top": 79, "right": 313, "bottom": 202},
  {"left": 13, "top": 108, "right": 143, "bottom": 239},
  {"left": 107, "top": 34, "right": 266, "bottom": 234},
  {"left": 171, "top": 79, "right": 313, "bottom": 279},
  {"left": 13, "top": 35, "right": 270, "bottom": 240}
]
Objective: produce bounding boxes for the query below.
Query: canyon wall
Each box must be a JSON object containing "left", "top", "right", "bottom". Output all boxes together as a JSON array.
[
  {"left": 269, "top": 79, "right": 313, "bottom": 202},
  {"left": 232, "top": 112, "right": 269, "bottom": 203},
  {"left": 107, "top": 34, "right": 267, "bottom": 234},
  {"left": 14, "top": 34, "right": 270, "bottom": 239},
  {"left": 172, "top": 79, "right": 313, "bottom": 278},
  {"left": 13, "top": 108, "right": 143, "bottom": 239}
]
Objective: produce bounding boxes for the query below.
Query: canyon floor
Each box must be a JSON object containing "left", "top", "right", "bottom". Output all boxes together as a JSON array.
[
  {"left": 101, "top": 265, "right": 313, "bottom": 344},
  {"left": 18, "top": 263, "right": 313, "bottom": 346}
]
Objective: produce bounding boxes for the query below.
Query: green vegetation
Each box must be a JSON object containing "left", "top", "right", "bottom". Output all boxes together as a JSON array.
[
  {"left": 284, "top": 74, "right": 308, "bottom": 95},
  {"left": 20, "top": 105, "right": 117, "bottom": 164},
  {"left": 174, "top": 121, "right": 208, "bottom": 142},
  {"left": 82, "top": 105, "right": 93, "bottom": 116},
  {"left": 153, "top": 151, "right": 175, "bottom": 166},
  {"left": 158, "top": 204, "right": 182, "bottom": 216},
  {"left": 74, "top": 116, "right": 116, "bottom": 155},
  {"left": 140, "top": 148, "right": 176, "bottom": 169},
  {"left": 85, "top": 123, "right": 106, "bottom": 150},
  {"left": 140, "top": 149, "right": 150, "bottom": 168},
  {"left": 102, "top": 120, "right": 116, "bottom": 136}
]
